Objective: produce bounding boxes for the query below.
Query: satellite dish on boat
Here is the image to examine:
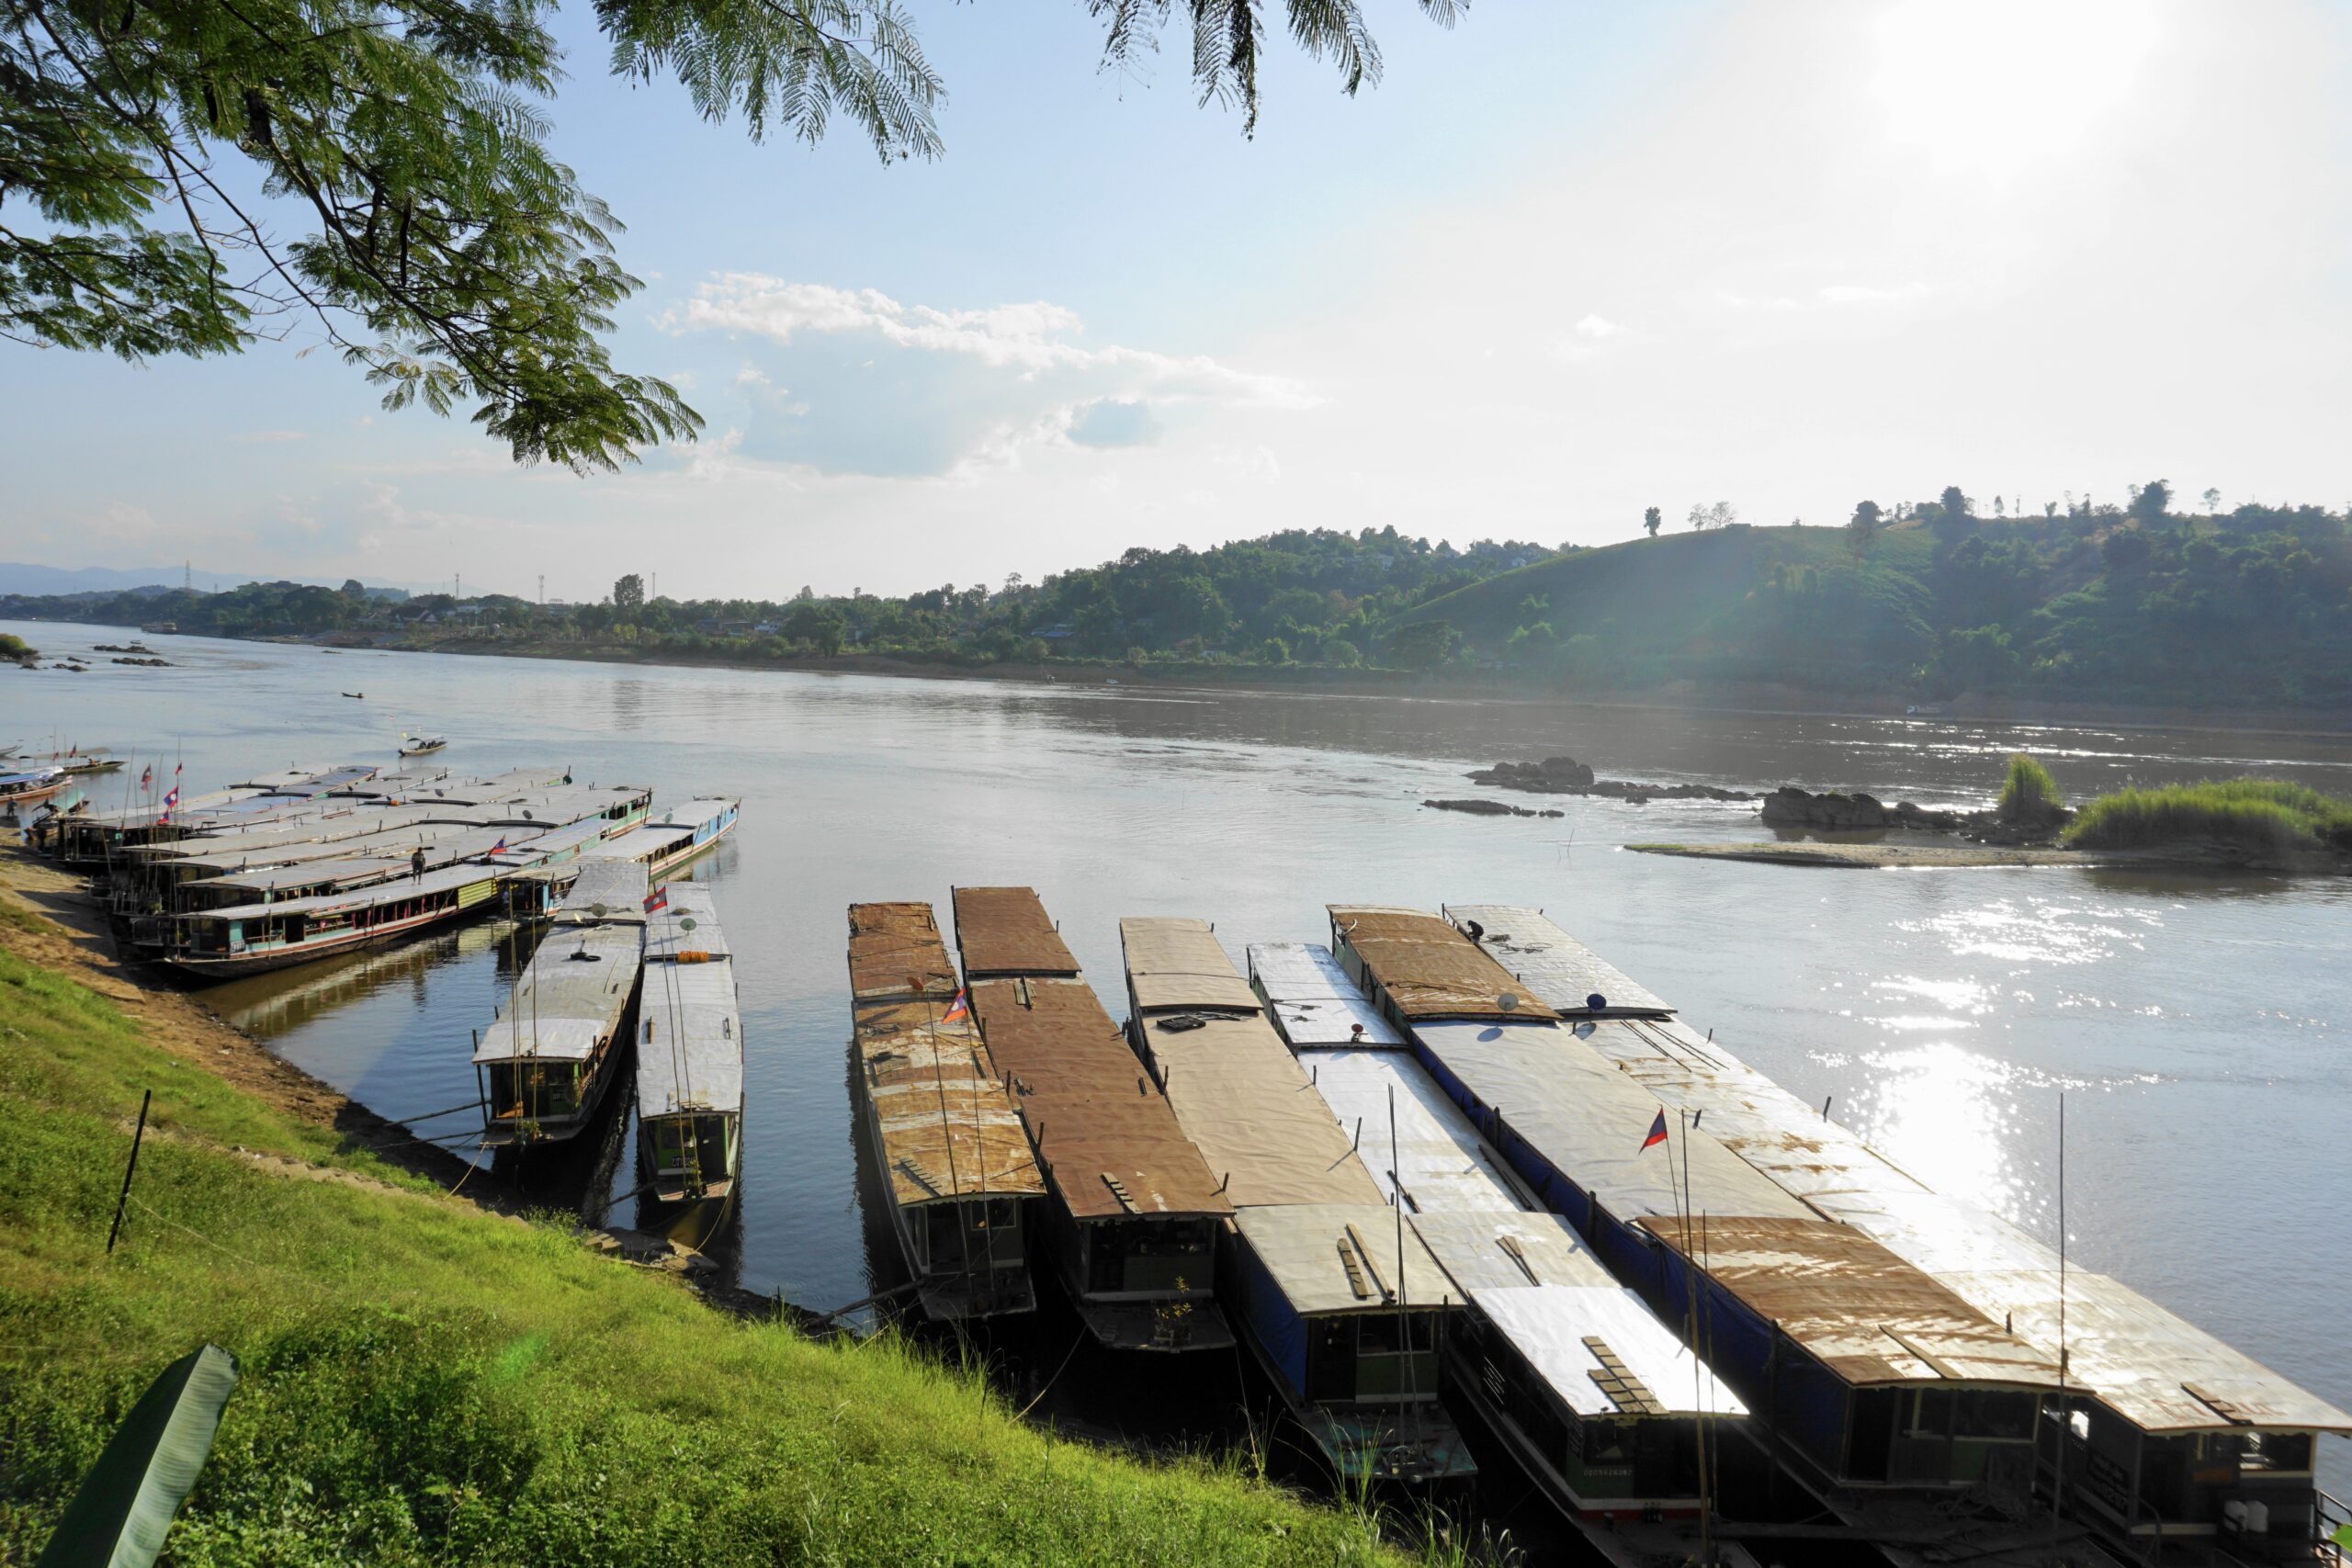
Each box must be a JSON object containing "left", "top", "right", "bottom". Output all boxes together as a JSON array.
[
  {"left": 679, "top": 917, "right": 697, "bottom": 931},
  {"left": 1498, "top": 992, "right": 1521, "bottom": 1012},
  {"left": 590, "top": 903, "right": 608, "bottom": 918}
]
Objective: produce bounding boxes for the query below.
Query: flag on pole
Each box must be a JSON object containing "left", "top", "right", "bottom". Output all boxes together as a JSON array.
[
  {"left": 140, "top": 764, "right": 153, "bottom": 791},
  {"left": 643, "top": 884, "right": 669, "bottom": 915},
  {"left": 1640, "top": 1109, "right": 1669, "bottom": 1153},
  {"left": 159, "top": 786, "right": 179, "bottom": 825},
  {"left": 941, "top": 988, "right": 971, "bottom": 1024},
  {"left": 487, "top": 837, "right": 508, "bottom": 855}
]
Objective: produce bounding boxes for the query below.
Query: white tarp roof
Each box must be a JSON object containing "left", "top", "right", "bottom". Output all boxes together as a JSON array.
[
  {"left": 1412, "top": 1019, "right": 1811, "bottom": 1226},
  {"left": 1443, "top": 906, "right": 1673, "bottom": 1018},
  {"left": 1249, "top": 942, "right": 1404, "bottom": 1047},
  {"left": 472, "top": 920, "right": 643, "bottom": 1064},
  {"left": 1478, "top": 1285, "right": 1746, "bottom": 1420},
  {"left": 1295, "top": 1046, "right": 1535, "bottom": 1213},
  {"left": 645, "top": 884, "right": 729, "bottom": 961},
  {"left": 639, "top": 957, "right": 742, "bottom": 1116},
  {"left": 1233, "top": 1203, "right": 1455, "bottom": 1315}
]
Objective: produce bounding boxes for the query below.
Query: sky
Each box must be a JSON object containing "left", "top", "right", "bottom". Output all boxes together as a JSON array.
[{"left": 5, "top": 0, "right": 2349, "bottom": 602}]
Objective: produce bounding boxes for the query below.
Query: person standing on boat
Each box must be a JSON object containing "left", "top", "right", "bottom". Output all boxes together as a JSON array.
[{"left": 410, "top": 846, "right": 426, "bottom": 884}]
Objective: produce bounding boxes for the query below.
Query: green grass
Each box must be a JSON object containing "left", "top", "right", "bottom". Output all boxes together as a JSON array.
[
  {"left": 0, "top": 939, "right": 1420, "bottom": 1566},
  {"left": 1996, "top": 753, "right": 2063, "bottom": 821},
  {"left": 2063, "top": 778, "right": 2352, "bottom": 856}
]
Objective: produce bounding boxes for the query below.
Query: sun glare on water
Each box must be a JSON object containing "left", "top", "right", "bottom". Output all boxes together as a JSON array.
[{"left": 1871, "top": 0, "right": 2166, "bottom": 184}]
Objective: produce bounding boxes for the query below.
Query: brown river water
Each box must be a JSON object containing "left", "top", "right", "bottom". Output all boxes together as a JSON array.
[{"left": 7, "top": 621, "right": 2349, "bottom": 1535}]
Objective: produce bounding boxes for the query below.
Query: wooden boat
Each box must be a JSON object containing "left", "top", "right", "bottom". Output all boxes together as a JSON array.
[
  {"left": 472, "top": 862, "right": 647, "bottom": 1147},
  {"left": 0, "top": 767, "right": 73, "bottom": 817},
  {"left": 1122, "top": 916, "right": 1475, "bottom": 1483},
  {"left": 577, "top": 798, "right": 739, "bottom": 877},
  {"left": 847, "top": 902, "right": 1045, "bottom": 1320},
  {"left": 153, "top": 861, "right": 507, "bottom": 978},
  {"left": 637, "top": 884, "right": 743, "bottom": 1204},
  {"left": 399, "top": 732, "right": 446, "bottom": 755},
  {"left": 951, "top": 886, "right": 1234, "bottom": 1353}
]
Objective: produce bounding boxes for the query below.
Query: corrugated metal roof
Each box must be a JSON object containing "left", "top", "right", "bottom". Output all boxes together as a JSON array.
[
  {"left": 969, "top": 976, "right": 1228, "bottom": 1223},
  {"left": 1412, "top": 1019, "right": 1812, "bottom": 1225},
  {"left": 1248, "top": 942, "right": 1405, "bottom": 1047},
  {"left": 639, "top": 958, "right": 742, "bottom": 1115},
  {"left": 1330, "top": 905, "right": 1560, "bottom": 1022},
  {"left": 1136, "top": 1012, "right": 1382, "bottom": 1209},
  {"left": 1639, "top": 1214, "right": 2061, "bottom": 1390},
  {"left": 953, "top": 886, "right": 1080, "bottom": 977},
  {"left": 557, "top": 861, "right": 648, "bottom": 925},
  {"left": 645, "top": 885, "right": 730, "bottom": 961},
  {"left": 1119, "top": 917, "right": 1263, "bottom": 1013},
  {"left": 1595, "top": 1017, "right": 2352, "bottom": 1434},
  {"left": 179, "top": 860, "right": 499, "bottom": 922},
  {"left": 1232, "top": 1203, "right": 1454, "bottom": 1315},
  {"left": 846, "top": 902, "right": 961, "bottom": 1001},
  {"left": 472, "top": 920, "right": 643, "bottom": 1064},
  {"left": 854, "top": 997, "right": 1046, "bottom": 1206},
  {"left": 1295, "top": 1046, "right": 1535, "bottom": 1213},
  {"left": 1442, "top": 906, "right": 1674, "bottom": 1018},
  {"left": 647, "top": 796, "right": 736, "bottom": 830}
]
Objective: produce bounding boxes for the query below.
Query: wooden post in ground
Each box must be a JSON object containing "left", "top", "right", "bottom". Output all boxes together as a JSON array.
[{"left": 106, "top": 1089, "right": 152, "bottom": 1254}]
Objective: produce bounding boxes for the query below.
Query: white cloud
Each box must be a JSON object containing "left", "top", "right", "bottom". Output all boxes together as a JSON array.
[{"left": 1574, "top": 314, "right": 1622, "bottom": 339}]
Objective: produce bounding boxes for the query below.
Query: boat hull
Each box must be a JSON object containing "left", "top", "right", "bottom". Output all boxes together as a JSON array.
[
  {"left": 646, "top": 813, "right": 737, "bottom": 877},
  {"left": 152, "top": 897, "right": 490, "bottom": 979}
]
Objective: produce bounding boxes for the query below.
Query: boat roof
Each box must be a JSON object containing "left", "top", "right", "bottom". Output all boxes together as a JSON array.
[
  {"left": 1119, "top": 917, "right": 1262, "bottom": 1013},
  {"left": 1294, "top": 1046, "right": 1536, "bottom": 1213},
  {"left": 1406, "top": 1209, "right": 1615, "bottom": 1292},
  {"left": 1641, "top": 1214, "right": 2061, "bottom": 1390},
  {"left": 471, "top": 921, "right": 644, "bottom": 1064},
  {"left": 180, "top": 861, "right": 501, "bottom": 923},
  {"left": 645, "top": 884, "right": 729, "bottom": 962},
  {"left": 1412, "top": 1018, "right": 1812, "bottom": 1226},
  {"left": 1442, "top": 906, "right": 1674, "bottom": 1018},
  {"left": 847, "top": 901, "right": 961, "bottom": 1001},
  {"left": 953, "top": 886, "right": 1080, "bottom": 978},
  {"left": 483, "top": 817, "right": 621, "bottom": 870},
  {"left": 967, "top": 976, "right": 1228, "bottom": 1223},
  {"left": 134, "top": 804, "right": 458, "bottom": 864},
  {"left": 1232, "top": 1203, "right": 1453, "bottom": 1315},
  {"left": 466, "top": 784, "right": 647, "bottom": 826},
  {"left": 854, "top": 994, "right": 1045, "bottom": 1205},
  {"left": 1589, "top": 1016, "right": 2352, "bottom": 1434},
  {"left": 1329, "top": 905, "right": 1560, "bottom": 1022},
  {"left": 638, "top": 957, "right": 742, "bottom": 1115},
  {"left": 647, "top": 796, "right": 735, "bottom": 829},
  {"left": 1136, "top": 1010, "right": 1383, "bottom": 1209},
  {"left": 556, "top": 860, "right": 648, "bottom": 924},
  {"left": 1248, "top": 942, "right": 1404, "bottom": 1047},
  {"left": 195, "top": 827, "right": 524, "bottom": 896},
  {"left": 0, "top": 768, "right": 64, "bottom": 787},
  {"left": 233, "top": 764, "right": 345, "bottom": 789}
]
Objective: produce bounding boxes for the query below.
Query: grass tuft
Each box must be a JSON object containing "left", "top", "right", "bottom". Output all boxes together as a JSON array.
[
  {"left": 0, "top": 945, "right": 1417, "bottom": 1566},
  {"left": 2062, "top": 778, "right": 2352, "bottom": 856},
  {"left": 1996, "top": 752, "right": 2064, "bottom": 822}
]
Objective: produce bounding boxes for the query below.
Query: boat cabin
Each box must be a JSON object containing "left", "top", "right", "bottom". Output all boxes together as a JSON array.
[
  {"left": 472, "top": 862, "right": 647, "bottom": 1146},
  {"left": 638, "top": 885, "right": 742, "bottom": 1203}
]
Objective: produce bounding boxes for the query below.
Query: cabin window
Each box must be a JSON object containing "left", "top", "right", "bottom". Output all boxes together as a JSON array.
[
  {"left": 1953, "top": 1390, "right": 2037, "bottom": 1441},
  {"left": 1355, "top": 1313, "right": 1439, "bottom": 1400},
  {"left": 1307, "top": 1322, "right": 1354, "bottom": 1402},
  {"left": 1907, "top": 1388, "right": 1955, "bottom": 1438},
  {"left": 2205, "top": 1431, "right": 2312, "bottom": 1473}
]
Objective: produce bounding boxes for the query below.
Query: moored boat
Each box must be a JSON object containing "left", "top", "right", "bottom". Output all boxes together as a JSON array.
[
  {"left": 952, "top": 887, "right": 1234, "bottom": 1353},
  {"left": 579, "top": 797, "right": 739, "bottom": 877},
  {"left": 399, "top": 732, "right": 448, "bottom": 757},
  {"left": 637, "top": 884, "right": 743, "bottom": 1204},
  {"left": 0, "top": 767, "right": 72, "bottom": 815},
  {"left": 472, "top": 861, "right": 647, "bottom": 1148},
  {"left": 847, "top": 901, "right": 1045, "bottom": 1320}
]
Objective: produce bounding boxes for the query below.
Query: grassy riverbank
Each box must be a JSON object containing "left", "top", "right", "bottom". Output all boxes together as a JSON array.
[{"left": 0, "top": 894, "right": 1415, "bottom": 1565}]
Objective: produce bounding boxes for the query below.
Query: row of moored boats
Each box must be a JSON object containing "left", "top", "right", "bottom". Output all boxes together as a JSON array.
[{"left": 848, "top": 890, "right": 2352, "bottom": 1568}]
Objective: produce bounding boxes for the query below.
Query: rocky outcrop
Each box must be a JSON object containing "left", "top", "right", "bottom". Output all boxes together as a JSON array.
[
  {"left": 1760, "top": 787, "right": 1969, "bottom": 831},
  {"left": 1468, "top": 756, "right": 1757, "bottom": 805},
  {"left": 1471, "top": 755, "right": 1596, "bottom": 790},
  {"left": 1423, "top": 797, "right": 1565, "bottom": 818}
]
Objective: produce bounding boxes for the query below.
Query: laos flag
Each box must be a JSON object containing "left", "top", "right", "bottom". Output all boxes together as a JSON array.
[
  {"left": 941, "top": 988, "right": 970, "bottom": 1024},
  {"left": 1640, "top": 1109, "right": 1669, "bottom": 1154}
]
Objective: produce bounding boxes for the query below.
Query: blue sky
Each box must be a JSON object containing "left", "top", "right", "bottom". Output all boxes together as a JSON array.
[{"left": 5, "top": 1, "right": 2347, "bottom": 600}]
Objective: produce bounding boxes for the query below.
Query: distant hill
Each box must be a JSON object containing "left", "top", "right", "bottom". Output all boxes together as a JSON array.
[
  {"left": 1386, "top": 509, "right": 2352, "bottom": 709},
  {"left": 0, "top": 562, "right": 418, "bottom": 598}
]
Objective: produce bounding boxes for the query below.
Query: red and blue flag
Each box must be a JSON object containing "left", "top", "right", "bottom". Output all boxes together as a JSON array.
[
  {"left": 643, "top": 884, "right": 669, "bottom": 915},
  {"left": 1640, "top": 1109, "right": 1669, "bottom": 1153},
  {"left": 941, "top": 988, "right": 971, "bottom": 1024}
]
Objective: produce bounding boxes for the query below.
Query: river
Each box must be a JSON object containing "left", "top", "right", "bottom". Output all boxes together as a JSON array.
[{"left": 8, "top": 620, "right": 2350, "bottom": 1516}]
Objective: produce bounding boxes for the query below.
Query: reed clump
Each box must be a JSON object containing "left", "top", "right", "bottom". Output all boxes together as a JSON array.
[
  {"left": 2063, "top": 778, "right": 2352, "bottom": 856},
  {"left": 1995, "top": 752, "right": 2064, "bottom": 825}
]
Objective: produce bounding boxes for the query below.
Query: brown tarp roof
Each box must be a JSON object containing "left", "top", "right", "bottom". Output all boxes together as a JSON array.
[
  {"left": 954, "top": 886, "right": 1080, "bottom": 977},
  {"left": 970, "top": 976, "right": 1229, "bottom": 1222},
  {"left": 1119, "top": 917, "right": 1263, "bottom": 1013},
  {"left": 847, "top": 901, "right": 961, "bottom": 1001},
  {"left": 1136, "top": 1012, "right": 1382, "bottom": 1209},
  {"left": 854, "top": 997, "right": 1045, "bottom": 1206},
  {"left": 1329, "top": 905, "right": 1561, "bottom": 1023},
  {"left": 1638, "top": 1214, "right": 2062, "bottom": 1390}
]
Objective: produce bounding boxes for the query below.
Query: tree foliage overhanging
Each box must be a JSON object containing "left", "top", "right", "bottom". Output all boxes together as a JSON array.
[{"left": 1, "top": 0, "right": 1455, "bottom": 468}]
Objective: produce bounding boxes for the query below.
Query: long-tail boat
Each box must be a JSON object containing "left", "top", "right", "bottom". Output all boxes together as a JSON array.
[
  {"left": 637, "top": 883, "right": 743, "bottom": 1204},
  {"left": 472, "top": 861, "right": 648, "bottom": 1147}
]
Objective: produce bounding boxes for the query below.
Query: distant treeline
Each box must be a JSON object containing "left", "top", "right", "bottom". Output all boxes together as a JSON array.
[{"left": 6, "top": 495, "right": 2347, "bottom": 709}]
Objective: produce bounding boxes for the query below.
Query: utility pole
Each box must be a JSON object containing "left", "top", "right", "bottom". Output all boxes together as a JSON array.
[
  {"left": 455, "top": 571, "right": 461, "bottom": 601},
  {"left": 537, "top": 574, "right": 545, "bottom": 605}
]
